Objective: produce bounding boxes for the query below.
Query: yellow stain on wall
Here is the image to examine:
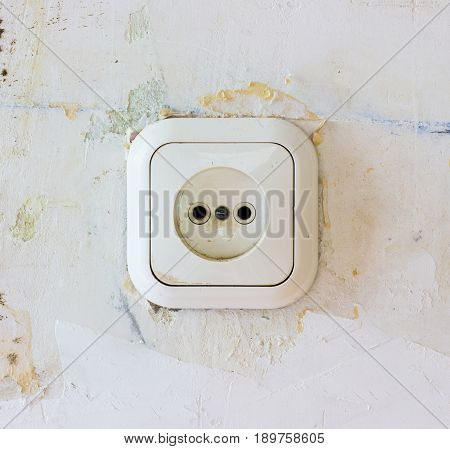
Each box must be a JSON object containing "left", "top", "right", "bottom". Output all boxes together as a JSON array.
[
  {"left": 200, "top": 82, "right": 274, "bottom": 106},
  {"left": 320, "top": 178, "right": 331, "bottom": 229},
  {"left": 296, "top": 308, "right": 314, "bottom": 333},
  {"left": 49, "top": 102, "right": 80, "bottom": 120},
  {"left": 122, "top": 272, "right": 140, "bottom": 297},
  {"left": 0, "top": 296, "right": 38, "bottom": 397},
  {"left": 312, "top": 131, "right": 323, "bottom": 146},
  {"left": 159, "top": 107, "right": 173, "bottom": 117},
  {"left": 199, "top": 81, "right": 320, "bottom": 120}
]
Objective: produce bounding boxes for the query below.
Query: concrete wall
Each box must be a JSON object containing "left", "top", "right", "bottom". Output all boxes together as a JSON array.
[{"left": 0, "top": 0, "right": 449, "bottom": 428}]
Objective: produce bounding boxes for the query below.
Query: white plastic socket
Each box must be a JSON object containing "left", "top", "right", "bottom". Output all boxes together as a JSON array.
[{"left": 127, "top": 118, "right": 318, "bottom": 309}]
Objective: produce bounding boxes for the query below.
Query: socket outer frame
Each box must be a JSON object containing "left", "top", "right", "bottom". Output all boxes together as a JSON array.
[{"left": 127, "top": 118, "right": 318, "bottom": 309}]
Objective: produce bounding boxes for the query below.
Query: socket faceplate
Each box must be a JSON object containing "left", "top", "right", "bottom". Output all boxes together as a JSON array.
[{"left": 127, "top": 118, "right": 318, "bottom": 309}]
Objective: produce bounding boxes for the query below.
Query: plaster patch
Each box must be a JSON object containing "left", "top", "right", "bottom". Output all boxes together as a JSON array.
[
  {"left": 199, "top": 81, "right": 321, "bottom": 122},
  {"left": 125, "top": 5, "right": 150, "bottom": 43},
  {"left": 9, "top": 196, "right": 46, "bottom": 242},
  {"left": 159, "top": 107, "right": 194, "bottom": 119},
  {"left": 49, "top": 102, "right": 80, "bottom": 120},
  {"left": 122, "top": 272, "right": 303, "bottom": 377},
  {"left": 0, "top": 296, "right": 38, "bottom": 398}
]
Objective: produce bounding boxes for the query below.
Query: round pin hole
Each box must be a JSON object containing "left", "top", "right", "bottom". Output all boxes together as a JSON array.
[
  {"left": 234, "top": 203, "right": 256, "bottom": 224},
  {"left": 215, "top": 206, "right": 230, "bottom": 221},
  {"left": 188, "top": 203, "right": 210, "bottom": 225}
]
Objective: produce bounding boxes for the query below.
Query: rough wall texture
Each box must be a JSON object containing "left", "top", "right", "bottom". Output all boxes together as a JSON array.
[{"left": 0, "top": 0, "right": 449, "bottom": 428}]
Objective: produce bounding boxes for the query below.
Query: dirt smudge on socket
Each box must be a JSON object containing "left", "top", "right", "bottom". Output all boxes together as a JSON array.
[{"left": 320, "top": 178, "right": 331, "bottom": 229}]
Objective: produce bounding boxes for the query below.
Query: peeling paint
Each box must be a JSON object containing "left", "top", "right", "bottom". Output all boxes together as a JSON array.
[
  {"left": 147, "top": 301, "right": 174, "bottom": 326},
  {"left": 9, "top": 196, "right": 46, "bottom": 242},
  {"left": 83, "top": 75, "right": 166, "bottom": 159},
  {"left": 49, "top": 102, "right": 80, "bottom": 120},
  {"left": 83, "top": 113, "right": 110, "bottom": 146},
  {"left": 108, "top": 78, "right": 165, "bottom": 135}
]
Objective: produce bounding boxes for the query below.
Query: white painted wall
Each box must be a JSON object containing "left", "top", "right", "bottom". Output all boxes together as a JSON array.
[{"left": 0, "top": 0, "right": 449, "bottom": 428}]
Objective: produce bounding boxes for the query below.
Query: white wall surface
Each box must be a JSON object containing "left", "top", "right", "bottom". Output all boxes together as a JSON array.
[{"left": 0, "top": 0, "right": 449, "bottom": 428}]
